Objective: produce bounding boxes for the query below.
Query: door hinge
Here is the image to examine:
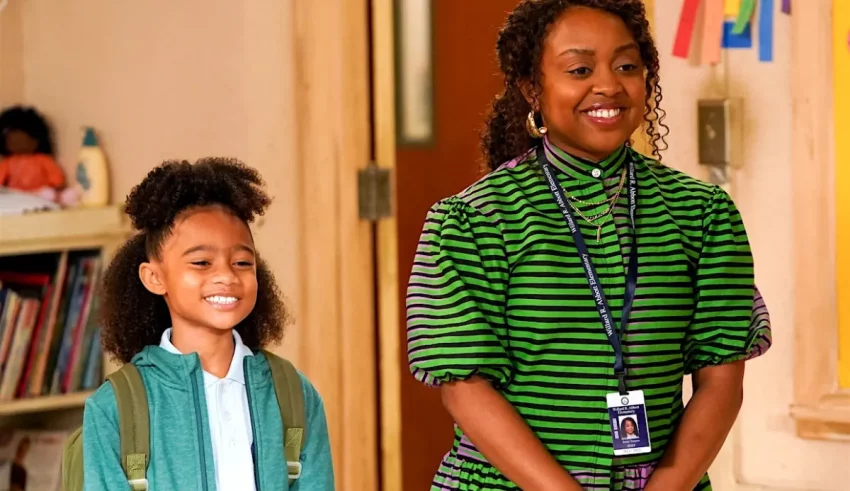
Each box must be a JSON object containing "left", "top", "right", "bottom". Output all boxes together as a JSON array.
[{"left": 358, "top": 162, "right": 392, "bottom": 221}]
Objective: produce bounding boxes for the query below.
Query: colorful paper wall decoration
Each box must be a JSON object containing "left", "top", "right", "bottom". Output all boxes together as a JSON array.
[
  {"left": 759, "top": 0, "right": 774, "bottom": 61},
  {"left": 672, "top": 0, "right": 701, "bottom": 58},
  {"left": 702, "top": 0, "right": 725, "bottom": 64},
  {"left": 724, "top": 0, "right": 741, "bottom": 17},
  {"left": 673, "top": 0, "right": 788, "bottom": 64},
  {"left": 722, "top": 20, "right": 752, "bottom": 48},
  {"left": 733, "top": 0, "right": 756, "bottom": 34}
]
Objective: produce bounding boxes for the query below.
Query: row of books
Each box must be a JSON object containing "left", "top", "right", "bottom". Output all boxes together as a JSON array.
[{"left": 0, "top": 251, "right": 103, "bottom": 402}]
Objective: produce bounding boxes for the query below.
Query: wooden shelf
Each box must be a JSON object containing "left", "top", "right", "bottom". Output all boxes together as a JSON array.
[
  {"left": 0, "top": 205, "right": 132, "bottom": 255},
  {"left": 0, "top": 391, "right": 94, "bottom": 416},
  {"left": 0, "top": 205, "right": 128, "bottom": 418}
]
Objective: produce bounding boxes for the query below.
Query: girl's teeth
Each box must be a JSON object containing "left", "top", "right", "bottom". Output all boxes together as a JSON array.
[
  {"left": 206, "top": 296, "right": 237, "bottom": 305},
  {"left": 587, "top": 108, "right": 621, "bottom": 119}
]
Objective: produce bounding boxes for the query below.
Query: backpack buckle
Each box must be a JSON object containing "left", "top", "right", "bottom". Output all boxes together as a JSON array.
[
  {"left": 128, "top": 478, "right": 149, "bottom": 491},
  {"left": 287, "top": 461, "right": 303, "bottom": 480}
]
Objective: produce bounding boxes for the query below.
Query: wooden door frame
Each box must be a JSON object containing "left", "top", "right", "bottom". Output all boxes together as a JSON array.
[
  {"left": 788, "top": 0, "right": 850, "bottom": 440},
  {"left": 372, "top": 0, "right": 404, "bottom": 490},
  {"left": 290, "top": 0, "right": 379, "bottom": 489}
]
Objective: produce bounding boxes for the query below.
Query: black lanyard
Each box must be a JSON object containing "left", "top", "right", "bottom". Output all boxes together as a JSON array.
[{"left": 536, "top": 147, "right": 638, "bottom": 395}]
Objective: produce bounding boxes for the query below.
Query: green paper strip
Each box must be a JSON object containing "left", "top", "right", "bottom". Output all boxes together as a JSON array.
[{"left": 733, "top": 0, "right": 757, "bottom": 34}]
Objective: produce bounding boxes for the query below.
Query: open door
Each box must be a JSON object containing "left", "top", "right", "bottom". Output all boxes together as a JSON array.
[{"left": 371, "top": 1, "right": 521, "bottom": 489}]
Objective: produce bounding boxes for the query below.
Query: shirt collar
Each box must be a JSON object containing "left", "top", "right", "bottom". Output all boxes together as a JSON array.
[
  {"left": 159, "top": 328, "right": 254, "bottom": 388},
  {"left": 541, "top": 136, "right": 628, "bottom": 182}
]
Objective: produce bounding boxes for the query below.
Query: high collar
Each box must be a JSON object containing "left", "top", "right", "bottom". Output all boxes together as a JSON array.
[
  {"left": 541, "top": 136, "right": 628, "bottom": 182},
  {"left": 157, "top": 327, "right": 254, "bottom": 389}
]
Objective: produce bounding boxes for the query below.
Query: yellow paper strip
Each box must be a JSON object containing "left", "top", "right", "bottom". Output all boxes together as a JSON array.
[
  {"left": 835, "top": 0, "right": 850, "bottom": 388},
  {"left": 724, "top": 0, "right": 741, "bottom": 16}
]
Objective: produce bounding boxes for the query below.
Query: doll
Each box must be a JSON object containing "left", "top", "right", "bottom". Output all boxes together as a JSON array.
[{"left": 0, "top": 105, "right": 75, "bottom": 204}]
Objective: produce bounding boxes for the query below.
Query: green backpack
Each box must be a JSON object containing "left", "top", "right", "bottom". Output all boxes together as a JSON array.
[{"left": 61, "top": 350, "right": 306, "bottom": 491}]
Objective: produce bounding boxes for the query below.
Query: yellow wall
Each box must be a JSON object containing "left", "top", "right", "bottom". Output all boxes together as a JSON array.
[{"left": 835, "top": 0, "right": 850, "bottom": 389}]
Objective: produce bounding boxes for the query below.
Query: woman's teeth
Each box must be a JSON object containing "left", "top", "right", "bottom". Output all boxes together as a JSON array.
[{"left": 586, "top": 108, "right": 621, "bottom": 119}]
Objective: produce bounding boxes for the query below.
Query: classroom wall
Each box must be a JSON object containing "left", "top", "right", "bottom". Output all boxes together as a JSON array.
[
  {"left": 0, "top": 0, "right": 24, "bottom": 106},
  {"left": 4, "top": 0, "right": 848, "bottom": 489},
  {"left": 4, "top": 1, "right": 382, "bottom": 487},
  {"left": 653, "top": 3, "right": 850, "bottom": 490},
  {"left": 10, "top": 0, "right": 304, "bottom": 360}
]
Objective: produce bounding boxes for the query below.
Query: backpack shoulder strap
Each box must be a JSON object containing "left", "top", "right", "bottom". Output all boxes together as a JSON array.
[
  {"left": 60, "top": 427, "right": 84, "bottom": 491},
  {"left": 106, "top": 363, "right": 150, "bottom": 491},
  {"left": 261, "top": 349, "right": 306, "bottom": 483}
]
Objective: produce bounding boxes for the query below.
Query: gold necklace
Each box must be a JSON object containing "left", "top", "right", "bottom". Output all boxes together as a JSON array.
[
  {"left": 564, "top": 166, "right": 627, "bottom": 206},
  {"left": 566, "top": 188, "right": 623, "bottom": 242},
  {"left": 563, "top": 166, "right": 627, "bottom": 242}
]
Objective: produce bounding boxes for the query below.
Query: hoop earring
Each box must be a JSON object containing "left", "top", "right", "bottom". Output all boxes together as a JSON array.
[{"left": 526, "top": 111, "right": 548, "bottom": 138}]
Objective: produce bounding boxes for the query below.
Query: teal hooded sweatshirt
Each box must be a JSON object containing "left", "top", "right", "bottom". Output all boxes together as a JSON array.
[{"left": 82, "top": 345, "right": 334, "bottom": 490}]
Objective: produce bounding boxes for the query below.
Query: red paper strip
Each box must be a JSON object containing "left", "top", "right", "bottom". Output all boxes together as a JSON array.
[{"left": 673, "top": 0, "right": 702, "bottom": 58}]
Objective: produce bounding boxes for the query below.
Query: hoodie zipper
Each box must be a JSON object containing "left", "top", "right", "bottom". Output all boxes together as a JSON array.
[
  {"left": 244, "top": 357, "right": 263, "bottom": 490},
  {"left": 190, "top": 368, "right": 210, "bottom": 490}
]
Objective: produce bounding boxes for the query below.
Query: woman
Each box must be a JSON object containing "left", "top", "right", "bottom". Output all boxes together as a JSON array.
[
  {"left": 621, "top": 418, "right": 640, "bottom": 441},
  {"left": 405, "top": 1, "right": 772, "bottom": 490}
]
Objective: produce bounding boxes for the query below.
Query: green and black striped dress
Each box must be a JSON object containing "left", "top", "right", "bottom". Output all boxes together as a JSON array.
[{"left": 406, "top": 139, "right": 772, "bottom": 490}]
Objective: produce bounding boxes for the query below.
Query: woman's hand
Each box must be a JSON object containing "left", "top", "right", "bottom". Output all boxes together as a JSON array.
[
  {"left": 644, "top": 361, "right": 745, "bottom": 490},
  {"left": 441, "top": 376, "right": 583, "bottom": 491}
]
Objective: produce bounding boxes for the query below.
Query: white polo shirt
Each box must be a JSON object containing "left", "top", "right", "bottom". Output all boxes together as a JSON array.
[{"left": 160, "top": 328, "right": 256, "bottom": 491}]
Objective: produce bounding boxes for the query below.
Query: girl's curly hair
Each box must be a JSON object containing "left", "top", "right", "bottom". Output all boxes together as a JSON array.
[
  {"left": 100, "top": 157, "right": 289, "bottom": 363},
  {"left": 482, "top": 0, "right": 669, "bottom": 170}
]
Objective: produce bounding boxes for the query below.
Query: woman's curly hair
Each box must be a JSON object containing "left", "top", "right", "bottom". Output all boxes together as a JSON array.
[
  {"left": 482, "top": 0, "right": 669, "bottom": 170},
  {"left": 100, "top": 157, "right": 289, "bottom": 363}
]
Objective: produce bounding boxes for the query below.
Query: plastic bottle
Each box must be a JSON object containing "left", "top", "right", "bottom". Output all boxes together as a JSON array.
[{"left": 75, "top": 127, "right": 109, "bottom": 207}]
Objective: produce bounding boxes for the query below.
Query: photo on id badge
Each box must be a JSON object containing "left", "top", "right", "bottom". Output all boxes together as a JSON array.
[{"left": 607, "top": 391, "right": 652, "bottom": 456}]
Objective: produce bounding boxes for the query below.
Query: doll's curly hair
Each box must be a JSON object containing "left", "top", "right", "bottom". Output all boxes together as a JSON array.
[
  {"left": 482, "top": 0, "right": 669, "bottom": 170},
  {"left": 0, "top": 105, "right": 54, "bottom": 156},
  {"left": 100, "top": 158, "right": 289, "bottom": 363}
]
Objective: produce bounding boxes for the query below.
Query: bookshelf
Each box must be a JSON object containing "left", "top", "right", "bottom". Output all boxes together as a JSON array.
[
  {"left": 0, "top": 205, "right": 131, "bottom": 421},
  {"left": 0, "top": 391, "right": 95, "bottom": 417}
]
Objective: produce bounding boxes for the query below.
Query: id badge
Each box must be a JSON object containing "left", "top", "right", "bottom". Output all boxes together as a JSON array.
[{"left": 606, "top": 390, "right": 652, "bottom": 456}]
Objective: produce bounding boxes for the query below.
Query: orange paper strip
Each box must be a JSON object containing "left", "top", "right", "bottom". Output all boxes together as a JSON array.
[{"left": 702, "top": 0, "right": 725, "bottom": 64}]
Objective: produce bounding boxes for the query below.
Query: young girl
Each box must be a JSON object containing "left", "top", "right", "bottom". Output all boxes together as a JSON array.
[
  {"left": 83, "top": 158, "right": 334, "bottom": 490},
  {"left": 406, "top": 1, "right": 772, "bottom": 490}
]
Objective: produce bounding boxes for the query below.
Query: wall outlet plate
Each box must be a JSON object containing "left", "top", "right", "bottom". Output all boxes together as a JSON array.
[{"left": 698, "top": 98, "right": 743, "bottom": 168}]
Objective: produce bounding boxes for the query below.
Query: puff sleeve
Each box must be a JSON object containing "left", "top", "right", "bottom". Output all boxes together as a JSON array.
[
  {"left": 684, "top": 187, "right": 773, "bottom": 374},
  {"left": 406, "top": 198, "right": 513, "bottom": 388}
]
